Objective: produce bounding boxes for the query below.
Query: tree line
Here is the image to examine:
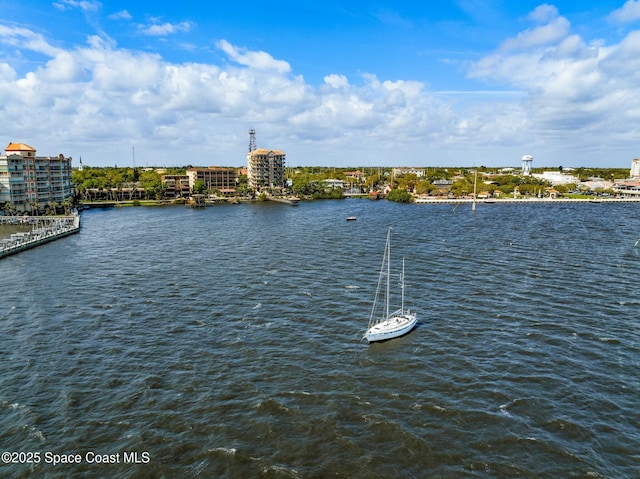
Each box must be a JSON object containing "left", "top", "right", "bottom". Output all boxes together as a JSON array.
[{"left": 72, "top": 165, "right": 631, "bottom": 202}]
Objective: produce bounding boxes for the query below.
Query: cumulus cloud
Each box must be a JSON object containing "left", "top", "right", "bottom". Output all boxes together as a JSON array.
[
  {"left": 608, "top": 0, "right": 640, "bottom": 24},
  {"left": 323, "top": 74, "right": 349, "bottom": 90},
  {"left": 500, "top": 5, "right": 570, "bottom": 50},
  {"left": 1, "top": 7, "right": 639, "bottom": 167},
  {"left": 468, "top": 4, "right": 640, "bottom": 156}
]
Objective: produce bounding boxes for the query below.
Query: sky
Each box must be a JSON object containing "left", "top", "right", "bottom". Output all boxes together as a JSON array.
[{"left": 1, "top": 1, "right": 640, "bottom": 169}]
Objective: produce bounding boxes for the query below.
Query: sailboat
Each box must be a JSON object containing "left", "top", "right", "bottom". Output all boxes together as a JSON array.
[{"left": 363, "top": 228, "right": 418, "bottom": 343}]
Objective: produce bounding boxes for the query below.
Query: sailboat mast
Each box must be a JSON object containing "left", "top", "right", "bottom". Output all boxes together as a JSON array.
[
  {"left": 401, "top": 257, "right": 405, "bottom": 313},
  {"left": 385, "top": 228, "right": 391, "bottom": 320},
  {"left": 472, "top": 169, "right": 477, "bottom": 212}
]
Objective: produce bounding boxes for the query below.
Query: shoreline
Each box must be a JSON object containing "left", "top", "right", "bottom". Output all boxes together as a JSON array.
[
  {"left": 77, "top": 195, "right": 640, "bottom": 209},
  {"left": 413, "top": 197, "right": 640, "bottom": 204}
]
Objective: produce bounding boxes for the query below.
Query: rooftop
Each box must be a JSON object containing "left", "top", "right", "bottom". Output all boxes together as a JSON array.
[
  {"left": 5, "top": 142, "right": 36, "bottom": 152},
  {"left": 249, "top": 148, "right": 285, "bottom": 156}
]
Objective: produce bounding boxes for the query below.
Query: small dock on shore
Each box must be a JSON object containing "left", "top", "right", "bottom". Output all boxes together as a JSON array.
[{"left": 0, "top": 214, "right": 80, "bottom": 259}]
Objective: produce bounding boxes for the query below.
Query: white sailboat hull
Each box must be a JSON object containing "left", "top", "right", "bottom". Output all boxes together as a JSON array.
[
  {"left": 364, "top": 310, "right": 418, "bottom": 343},
  {"left": 364, "top": 228, "right": 418, "bottom": 344}
]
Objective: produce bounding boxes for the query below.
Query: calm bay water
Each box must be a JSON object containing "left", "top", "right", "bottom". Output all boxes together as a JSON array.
[{"left": 1, "top": 200, "right": 639, "bottom": 478}]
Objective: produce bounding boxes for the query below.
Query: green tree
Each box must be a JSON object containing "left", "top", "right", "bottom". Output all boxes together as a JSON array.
[
  {"left": 193, "top": 180, "right": 206, "bottom": 194},
  {"left": 450, "top": 177, "right": 473, "bottom": 197},
  {"left": 395, "top": 173, "right": 419, "bottom": 192},
  {"left": 291, "top": 175, "right": 324, "bottom": 197},
  {"left": 138, "top": 170, "right": 163, "bottom": 198},
  {"left": 386, "top": 189, "right": 412, "bottom": 203},
  {"left": 414, "top": 179, "right": 441, "bottom": 195},
  {"left": 364, "top": 172, "right": 381, "bottom": 191}
]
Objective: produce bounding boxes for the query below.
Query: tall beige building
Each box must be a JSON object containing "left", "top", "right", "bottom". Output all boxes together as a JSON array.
[
  {"left": 0, "top": 143, "right": 74, "bottom": 213},
  {"left": 246, "top": 148, "right": 286, "bottom": 191}
]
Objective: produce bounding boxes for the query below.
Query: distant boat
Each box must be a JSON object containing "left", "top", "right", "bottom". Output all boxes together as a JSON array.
[
  {"left": 363, "top": 228, "right": 418, "bottom": 343},
  {"left": 346, "top": 216, "right": 357, "bottom": 221}
]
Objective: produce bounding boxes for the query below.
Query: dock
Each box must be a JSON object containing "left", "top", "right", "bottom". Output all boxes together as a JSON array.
[{"left": 0, "top": 214, "right": 80, "bottom": 259}]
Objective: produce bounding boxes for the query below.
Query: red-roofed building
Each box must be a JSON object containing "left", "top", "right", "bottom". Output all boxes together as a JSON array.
[{"left": 1, "top": 142, "right": 74, "bottom": 213}]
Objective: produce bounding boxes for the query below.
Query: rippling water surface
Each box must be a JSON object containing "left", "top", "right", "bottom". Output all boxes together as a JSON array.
[{"left": 1, "top": 200, "right": 639, "bottom": 478}]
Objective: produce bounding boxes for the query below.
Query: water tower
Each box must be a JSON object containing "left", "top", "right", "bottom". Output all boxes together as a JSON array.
[{"left": 521, "top": 155, "right": 533, "bottom": 176}]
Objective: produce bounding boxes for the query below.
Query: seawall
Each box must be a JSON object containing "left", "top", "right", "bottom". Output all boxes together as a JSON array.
[{"left": 0, "top": 214, "right": 80, "bottom": 259}]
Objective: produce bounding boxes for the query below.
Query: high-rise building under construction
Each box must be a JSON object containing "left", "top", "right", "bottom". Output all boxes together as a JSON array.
[{"left": 246, "top": 129, "right": 286, "bottom": 191}]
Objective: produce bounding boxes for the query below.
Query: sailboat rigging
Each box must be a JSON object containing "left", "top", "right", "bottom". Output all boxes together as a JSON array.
[{"left": 363, "top": 228, "right": 418, "bottom": 343}]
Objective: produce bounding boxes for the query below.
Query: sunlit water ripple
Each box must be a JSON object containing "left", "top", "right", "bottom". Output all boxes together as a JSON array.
[{"left": 1, "top": 200, "right": 639, "bottom": 478}]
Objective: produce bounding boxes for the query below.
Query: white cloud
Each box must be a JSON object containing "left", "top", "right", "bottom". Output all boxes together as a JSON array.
[
  {"left": 53, "top": 0, "right": 102, "bottom": 12},
  {"left": 0, "top": 63, "right": 16, "bottom": 82},
  {"left": 138, "top": 21, "right": 193, "bottom": 36},
  {"left": 500, "top": 5, "right": 570, "bottom": 50},
  {"left": 528, "top": 3, "right": 560, "bottom": 23},
  {"left": 323, "top": 74, "right": 349, "bottom": 90},
  {"left": 608, "top": 0, "right": 640, "bottom": 24},
  {"left": 0, "top": 25, "right": 62, "bottom": 57},
  {"left": 467, "top": 5, "right": 640, "bottom": 161},
  {"left": 217, "top": 40, "right": 291, "bottom": 73},
  {"left": 108, "top": 10, "right": 132, "bottom": 21},
  {"left": 1, "top": 12, "right": 639, "bottom": 167},
  {"left": 43, "top": 51, "right": 86, "bottom": 82}
]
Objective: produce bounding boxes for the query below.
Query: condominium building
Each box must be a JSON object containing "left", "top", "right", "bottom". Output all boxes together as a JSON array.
[
  {"left": 161, "top": 174, "right": 191, "bottom": 198},
  {"left": 186, "top": 167, "right": 238, "bottom": 195},
  {"left": 247, "top": 148, "right": 286, "bottom": 190},
  {"left": 0, "top": 143, "right": 74, "bottom": 213}
]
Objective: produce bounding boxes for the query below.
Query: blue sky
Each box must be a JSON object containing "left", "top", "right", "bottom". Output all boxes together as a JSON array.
[{"left": 1, "top": 1, "right": 640, "bottom": 168}]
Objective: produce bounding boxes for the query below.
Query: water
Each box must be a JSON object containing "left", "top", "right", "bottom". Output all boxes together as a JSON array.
[{"left": 1, "top": 200, "right": 639, "bottom": 478}]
